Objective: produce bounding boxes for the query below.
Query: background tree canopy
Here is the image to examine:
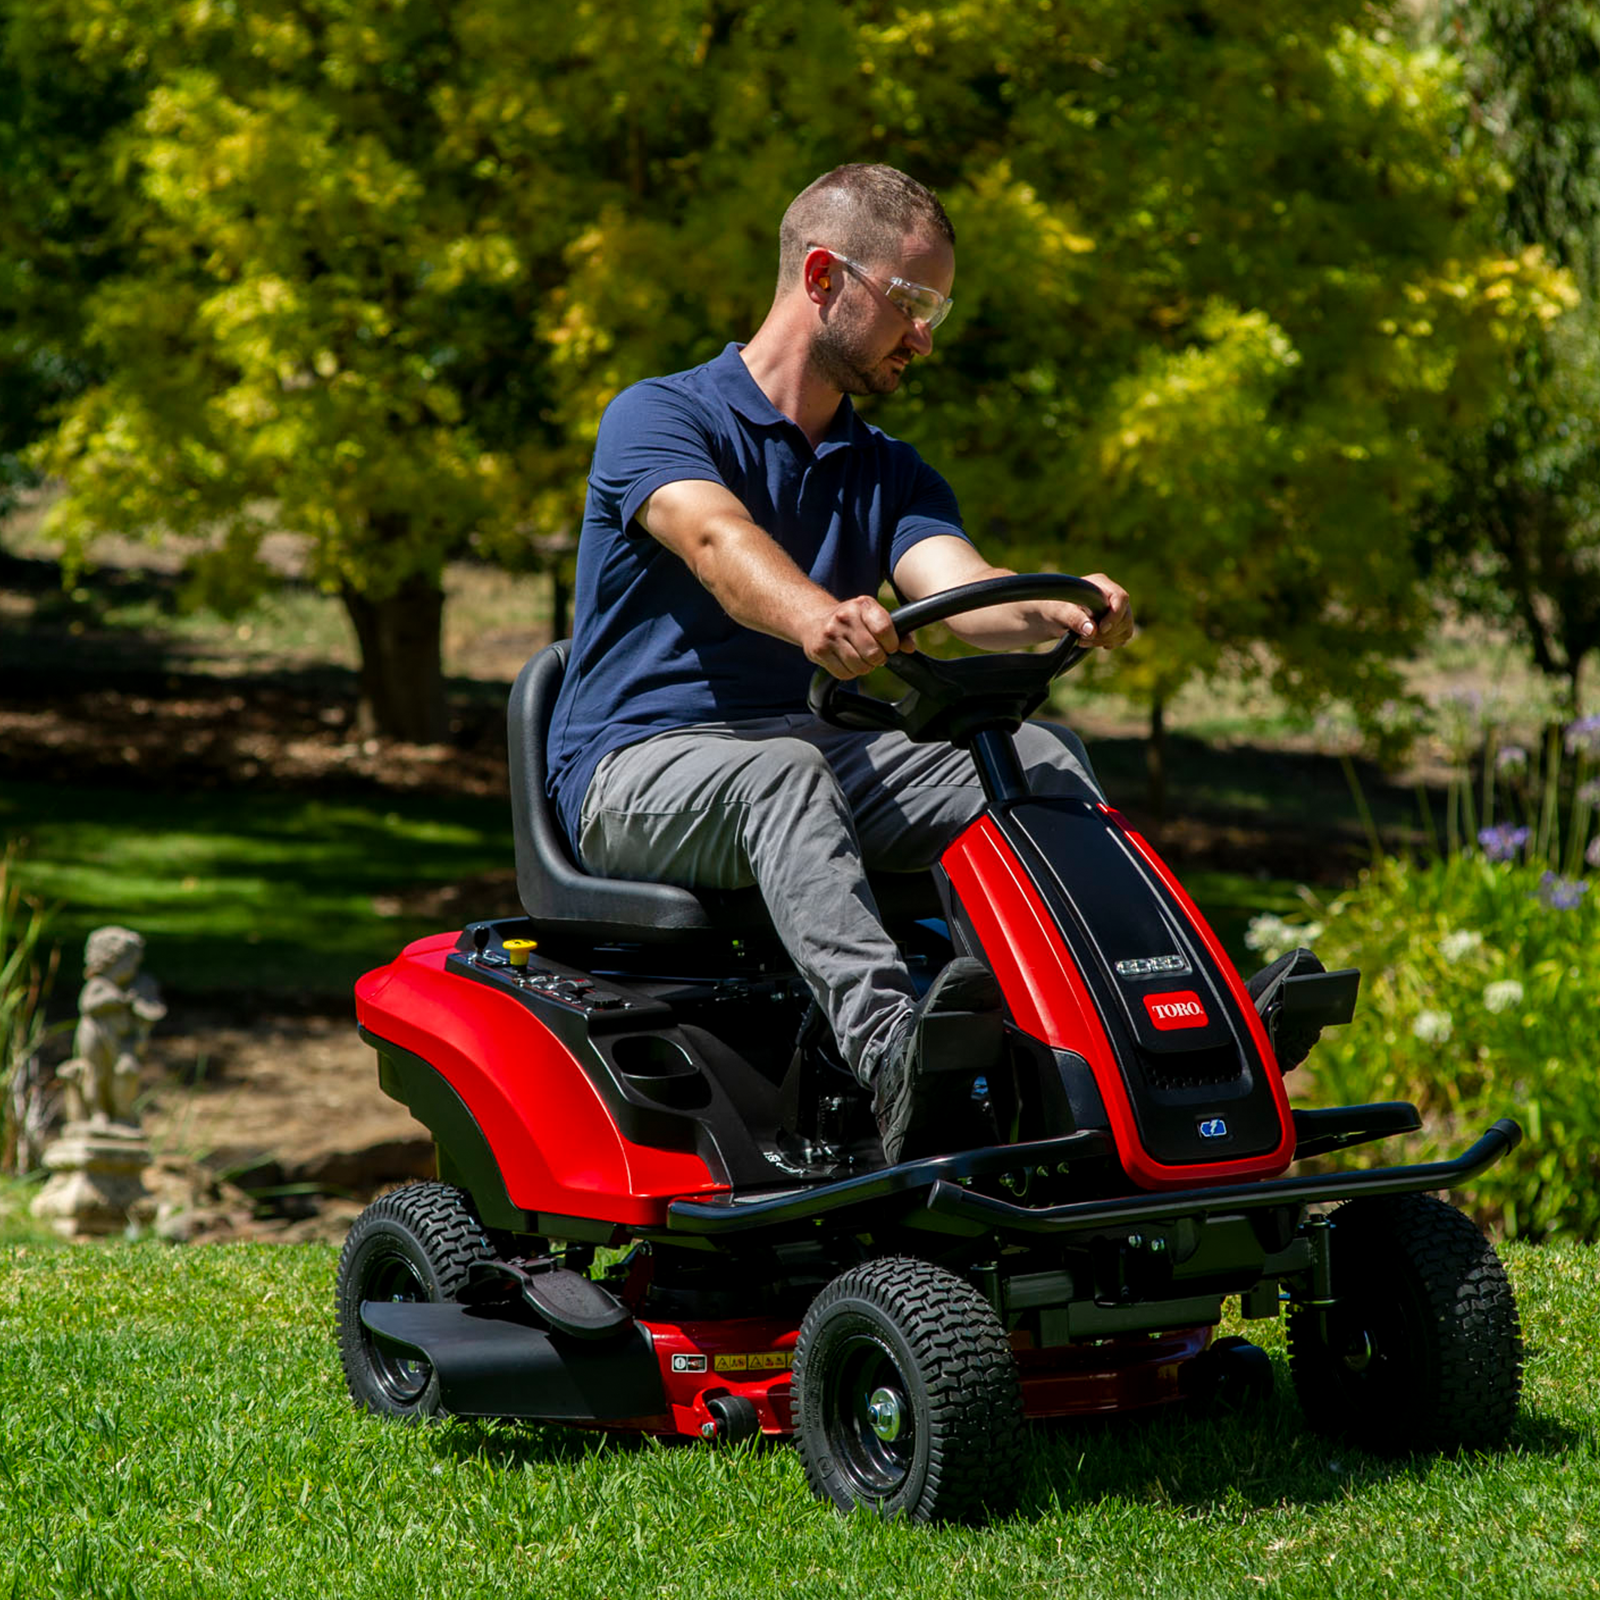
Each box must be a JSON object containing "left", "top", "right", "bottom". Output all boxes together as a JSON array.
[
  {"left": 1416, "top": 0, "right": 1600, "bottom": 714},
  {"left": 4, "top": 0, "right": 1573, "bottom": 745}
]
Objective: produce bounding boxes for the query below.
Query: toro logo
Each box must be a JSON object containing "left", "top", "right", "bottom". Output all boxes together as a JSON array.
[{"left": 1142, "top": 990, "right": 1209, "bottom": 1031}]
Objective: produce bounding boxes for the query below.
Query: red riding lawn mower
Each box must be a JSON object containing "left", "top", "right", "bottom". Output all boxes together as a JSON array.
[{"left": 336, "top": 575, "right": 1524, "bottom": 1524}]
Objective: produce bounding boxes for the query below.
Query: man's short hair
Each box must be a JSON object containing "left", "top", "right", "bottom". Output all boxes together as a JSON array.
[{"left": 777, "top": 164, "right": 955, "bottom": 291}]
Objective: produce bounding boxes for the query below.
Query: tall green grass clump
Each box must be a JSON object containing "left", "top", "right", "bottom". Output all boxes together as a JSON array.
[
  {"left": 1250, "top": 709, "right": 1600, "bottom": 1240},
  {"left": 1, "top": 842, "right": 59, "bottom": 1174}
]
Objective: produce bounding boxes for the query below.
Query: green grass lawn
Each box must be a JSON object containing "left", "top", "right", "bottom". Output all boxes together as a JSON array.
[
  {"left": 1, "top": 768, "right": 1315, "bottom": 1006},
  {"left": 0, "top": 1235, "right": 1594, "bottom": 1599},
  {"left": 2, "top": 779, "right": 515, "bottom": 1001}
]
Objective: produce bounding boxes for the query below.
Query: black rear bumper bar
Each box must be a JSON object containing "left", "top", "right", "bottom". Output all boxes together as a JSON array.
[{"left": 665, "top": 1117, "right": 1522, "bottom": 1240}]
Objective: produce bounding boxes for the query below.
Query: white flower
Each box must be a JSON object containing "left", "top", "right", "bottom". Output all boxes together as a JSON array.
[
  {"left": 1241, "top": 915, "right": 1292, "bottom": 947},
  {"left": 1412, "top": 1009, "right": 1454, "bottom": 1043},
  {"left": 1483, "top": 980, "right": 1524, "bottom": 1014},
  {"left": 1244, "top": 913, "right": 1322, "bottom": 961},
  {"left": 1440, "top": 930, "right": 1483, "bottom": 964}
]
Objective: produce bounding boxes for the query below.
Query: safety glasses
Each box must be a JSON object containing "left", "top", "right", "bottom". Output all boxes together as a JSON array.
[{"left": 820, "top": 248, "right": 954, "bottom": 331}]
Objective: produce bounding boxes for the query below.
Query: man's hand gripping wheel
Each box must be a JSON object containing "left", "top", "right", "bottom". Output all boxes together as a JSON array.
[{"left": 806, "top": 573, "right": 1109, "bottom": 746}]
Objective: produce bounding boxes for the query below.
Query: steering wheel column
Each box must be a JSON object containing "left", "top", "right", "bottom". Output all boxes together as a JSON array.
[{"left": 806, "top": 574, "right": 1108, "bottom": 804}]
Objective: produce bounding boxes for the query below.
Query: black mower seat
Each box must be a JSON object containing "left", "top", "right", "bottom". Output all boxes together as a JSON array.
[{"left": 508, "top": 642, "right": 941, "bottom": 944}]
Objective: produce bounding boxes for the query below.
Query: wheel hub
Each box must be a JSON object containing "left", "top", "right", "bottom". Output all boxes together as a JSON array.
[
  {"left": 866, "top": 1386, "right": 905, "bottom": 1441},
  {"left": 1341, "top": 1329, "right": 1374, "bottom": 1373}
]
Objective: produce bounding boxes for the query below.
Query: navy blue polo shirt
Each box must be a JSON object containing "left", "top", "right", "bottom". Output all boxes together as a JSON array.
[{"left": 545, "top": 342, "right": 968, "bottom": 848}]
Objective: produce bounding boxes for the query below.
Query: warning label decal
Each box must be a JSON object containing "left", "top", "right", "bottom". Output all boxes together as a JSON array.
[{"left": 712, "top": 1350, "right": 792, "bottom": 1374}]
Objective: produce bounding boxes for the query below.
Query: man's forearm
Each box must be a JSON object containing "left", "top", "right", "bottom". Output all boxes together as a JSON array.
[
  {"left": 640, "top": 479, "right": 908, "bottom": 677},
  {"left": 681, "top": 511, "right": 839, "bottom": 647}
]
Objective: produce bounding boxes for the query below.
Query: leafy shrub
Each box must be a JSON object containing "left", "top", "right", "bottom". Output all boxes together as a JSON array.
[
  {"left": 1251, "top": 712, "right": 1600, "bottom": 1240},
  {"left": 0, "top": 844, "right": 58, "bottom": 1174},
  {"left": 1272, "top": 854, "right": 1600, "bottom": 1239}
]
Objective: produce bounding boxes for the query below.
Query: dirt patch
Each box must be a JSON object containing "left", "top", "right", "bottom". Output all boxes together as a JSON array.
[
  {"left": 0, "top": 668, "right": 512, "bottom": 799},
  {"left": 134, "top": 1008, "right": 434, "bottom": 1243}
]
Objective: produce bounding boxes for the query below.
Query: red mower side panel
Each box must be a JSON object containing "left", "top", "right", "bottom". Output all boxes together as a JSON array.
[
  {"left": 642, "top": 1316, "right": 799, "bottom": 1438},
  {"left": 1014, "top": 1325, "right": 1213, "bottom": 1417},
  {"left": 587, "top": 1317, "right": 1212, "bottom": 1438},
  {"left": 941, "top": 813, "right": 1295, "bottom": 1191},
  {"left": 355, "top": 934, "right": 725, "bottom": 1226}
]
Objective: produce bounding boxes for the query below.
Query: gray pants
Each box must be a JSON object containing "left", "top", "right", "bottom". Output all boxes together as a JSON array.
[{"left": 578, "top": 716, "right": 1102, "bottom": 1083}]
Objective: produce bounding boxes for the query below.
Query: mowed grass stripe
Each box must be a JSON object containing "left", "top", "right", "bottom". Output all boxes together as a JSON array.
[{"left": 0, "top": 1239, "right": 1595, "bottom": 1599}]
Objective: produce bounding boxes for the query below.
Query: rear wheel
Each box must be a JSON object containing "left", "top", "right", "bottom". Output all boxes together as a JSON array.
[
  {"left": 335, "top": 1181, "right": 494, "bottom": 1421},
  {"left": 1287, "top": 1193, "right": 1522, "bottom": 1453},
  {"left": 792, "top": 1256, "right": 1023, "bottom": 1523}
]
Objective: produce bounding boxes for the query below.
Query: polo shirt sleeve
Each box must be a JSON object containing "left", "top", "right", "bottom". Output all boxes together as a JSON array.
[
  {"left": 591, "top": 379, "right": 729, "bottom": 534},
  {"left": 887, "top": 448, "right": 969, "bottom": 568}
]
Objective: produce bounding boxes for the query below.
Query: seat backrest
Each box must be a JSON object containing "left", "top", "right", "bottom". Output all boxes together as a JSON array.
[
  {"left": 508, "top": 642, "right": 742, "bottom": 940},
  {"left": 509, "top": 640, "right": 943, "bottom": 943}
]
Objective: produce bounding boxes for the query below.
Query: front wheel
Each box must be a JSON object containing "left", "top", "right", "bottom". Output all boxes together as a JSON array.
[
  {"left": 792, "top": 1256, "right": 1023, "bottom": 1523},
  {"left": 1287, "top": 1193, "right": 1522, "bottom": 1453},
  {"left": 335, "top": 1181, "right": 494, "bottom": 1422}
]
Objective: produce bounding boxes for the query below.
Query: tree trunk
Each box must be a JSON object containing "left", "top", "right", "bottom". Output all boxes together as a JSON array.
[
  {"left": 340, "top": 572, "right": 449, "bottom": 743},
  {"left": 550, "top": 565, "right": 571, "bottom": 643},
  {"left": 1147, "top": 691, "right": 1168, "bottom": 825}
]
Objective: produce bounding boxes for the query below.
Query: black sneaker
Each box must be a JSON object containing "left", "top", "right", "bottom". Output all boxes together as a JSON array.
[{"left": 872, "top": 957, "right": 1004, "bottom": 1164}]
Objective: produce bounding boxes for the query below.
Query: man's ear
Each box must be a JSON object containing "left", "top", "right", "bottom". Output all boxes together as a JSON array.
[{"left": 803, "top": 247, "right": 835, "bottom": 304}]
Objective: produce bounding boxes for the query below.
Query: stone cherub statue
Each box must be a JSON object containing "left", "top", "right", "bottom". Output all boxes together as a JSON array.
[{"left": 57, "top": 926, "right": 167, "bottom": 1126}]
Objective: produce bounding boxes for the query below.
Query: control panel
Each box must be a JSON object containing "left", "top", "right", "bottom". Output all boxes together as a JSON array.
[{"left": 451, "top": 925, "right": 664, "bottom": 1022}]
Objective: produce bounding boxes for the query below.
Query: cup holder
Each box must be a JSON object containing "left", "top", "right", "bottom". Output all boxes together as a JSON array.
[{"left": 608, "top": 1036, "right": 711, "bottom": 1110}]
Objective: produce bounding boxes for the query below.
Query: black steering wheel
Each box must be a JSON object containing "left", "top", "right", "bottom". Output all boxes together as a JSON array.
[{"left": 806, "top": 573, "right": 1108, "bottom": 746}]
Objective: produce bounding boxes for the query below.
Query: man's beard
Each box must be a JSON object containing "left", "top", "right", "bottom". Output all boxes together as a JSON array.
[{"left": 809, "top": 315, "right": 906, "bottom": 397}]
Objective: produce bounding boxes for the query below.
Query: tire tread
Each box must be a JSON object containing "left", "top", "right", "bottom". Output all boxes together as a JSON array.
[
  {"left": 1287, "top": 1193, "right": 1522, "bottom": 1453},
  {"left": 334, "top": 1181, "right": 493, "bottom": 1420},
  {"left": 793, "top": 1255, "right": 1023, "bottom": 1522}
]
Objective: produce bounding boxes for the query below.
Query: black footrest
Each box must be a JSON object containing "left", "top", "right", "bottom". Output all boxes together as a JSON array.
[
  {"left": 1292, "top": 1101, "right": 1422, "bottom": 1161},
  {"left": 462, "top": 1261, "right": 633, "bottom": 1339}
]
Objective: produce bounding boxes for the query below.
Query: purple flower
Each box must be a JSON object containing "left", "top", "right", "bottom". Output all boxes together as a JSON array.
[
  {"left": 1587, "top": 835, "right": 1600, "bottom": 871},
  {"left": 1495, "top": 745, "right": 1529, "bottom": 776},
  {"left": 1478, "top": 823, "right": 1530, "bottom": 863},
  {"left": 1538, "top": 872, "right": 1590, "bottom": 910},
  {"left": 1564, "top": 714, "right": 1600, "bottom": 759},
  {"left": 1580, "top": 779, "right": 1600, "bottom": 808}
]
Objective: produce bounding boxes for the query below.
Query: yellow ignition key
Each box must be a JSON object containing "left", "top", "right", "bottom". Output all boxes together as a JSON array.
[{"left": 502, "top": 938, "right": 538, "bottom": 969}]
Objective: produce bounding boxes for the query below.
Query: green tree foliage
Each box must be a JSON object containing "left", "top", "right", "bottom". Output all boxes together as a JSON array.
[
  {"left": 24, "top": 0, "right": 574, "bottom": 738},
  {"left": 1421, "top": 1, "right": 1600, "bottom": 712},
  {"left": 0, "top": 1, "right": 138, "bottom": 514},
  {"left": 23, "top": 0, "right": 1567, "bottom": 747},
  {"left": 863, "top": 6, "right": 1568, "bottom": 798}
]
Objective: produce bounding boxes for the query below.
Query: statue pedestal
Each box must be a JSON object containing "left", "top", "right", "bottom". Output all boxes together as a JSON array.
[{"left": 30, "top": 1121, "right": 154, "bottom": 1239}]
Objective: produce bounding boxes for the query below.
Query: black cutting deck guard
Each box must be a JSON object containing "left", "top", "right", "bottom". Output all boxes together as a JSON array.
[{"left": 360, "top": 1301, "right": 664, "bottom": 1421}]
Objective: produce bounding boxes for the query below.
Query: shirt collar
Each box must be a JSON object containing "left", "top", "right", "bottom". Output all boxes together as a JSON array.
[{"left": 714, "top": 342, "right": 860, "bottom": 453}]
